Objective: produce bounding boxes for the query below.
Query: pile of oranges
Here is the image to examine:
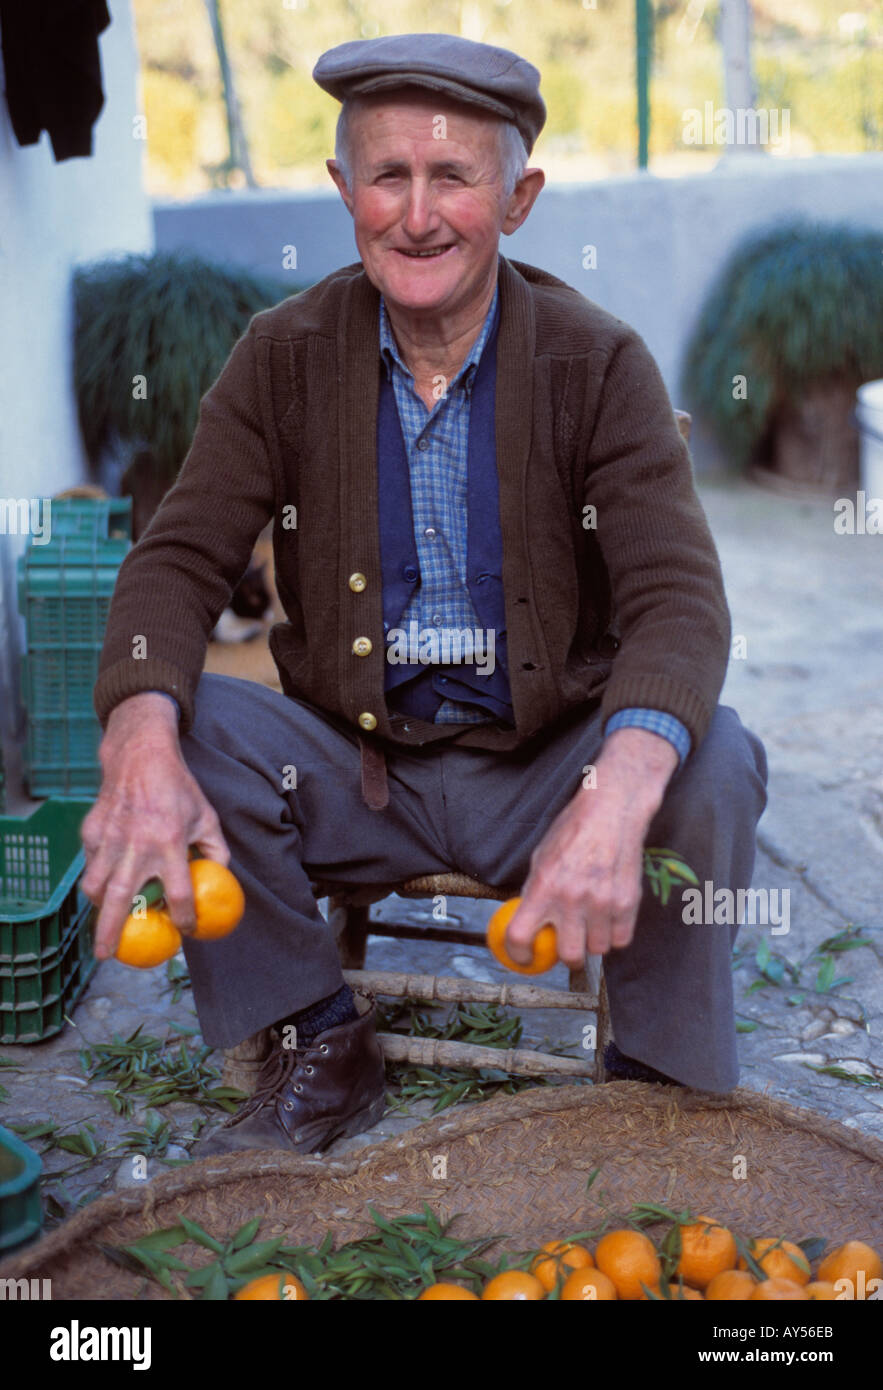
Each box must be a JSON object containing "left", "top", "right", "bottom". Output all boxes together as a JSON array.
[
  {"left": 232, "top": 1225, "right": 882, "bottom": 1300},
  {"left": 418, "top": 1225, "right": 883, "bottom": 1300},
  {"left": 114, "top": 858, "right": 245, "bottom": 968}
]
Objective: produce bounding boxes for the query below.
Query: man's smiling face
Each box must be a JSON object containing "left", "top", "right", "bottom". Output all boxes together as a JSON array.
[{"left": 326, "top": 89, "right": 519, "bottom": 321}]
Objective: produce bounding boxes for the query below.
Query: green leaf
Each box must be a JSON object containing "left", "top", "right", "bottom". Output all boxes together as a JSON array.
[
  {"left": 815, "top": 955, "right": 836, "bottom": 993},
  {"left": 178, "top": 1216, "right": 225, "bottom": 1254},
  {"left": 736, "top": 1019, "right": 758, "bottom": 1033},
  {"left": 225, "top": 1239, "right": 285, "bottom": 1273},
  {"left": 229, "top": 1216, "right": 262, "bottom": 1251},
  {"left": 202, "top": 1263, "right": 230, "bottom": 1301},
  {"left": 124, "top": 1225, "right": 188, "bottom": 1255}
]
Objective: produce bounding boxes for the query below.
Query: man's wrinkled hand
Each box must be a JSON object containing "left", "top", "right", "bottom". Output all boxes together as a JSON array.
[
  {"left": 503, "top": 727, "right": 679, "bottom": 969},
  {"left": 80, "top": 694, "right": 229, "bottom": 962}
]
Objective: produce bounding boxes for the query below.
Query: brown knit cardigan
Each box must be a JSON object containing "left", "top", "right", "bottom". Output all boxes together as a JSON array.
[{"left": 93, "top": 254, "right": 730, "bottom": 754}]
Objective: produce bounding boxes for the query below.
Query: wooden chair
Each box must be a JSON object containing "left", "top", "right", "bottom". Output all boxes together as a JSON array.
[
  {"left": 222, "top": 872, "right": 611, "bottom": 1093},
  {"left": 222, "top": 413, "right": 693, "bottom": 1097}
]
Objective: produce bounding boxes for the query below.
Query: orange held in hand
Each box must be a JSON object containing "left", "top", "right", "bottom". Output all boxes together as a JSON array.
[
  {"left": 486, "top": 897, "right": 558, "bottom": 975},
  {"left": 115, "top": 908, "right": 182, "bottom": 969},
  {"left": 189, "top": 858, "right": 246, "bottom": 940}
]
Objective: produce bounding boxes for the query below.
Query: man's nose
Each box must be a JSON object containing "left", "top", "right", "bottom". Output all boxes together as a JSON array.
[{"left": 400, "top": 178, "right": 439, "bottom": 238}]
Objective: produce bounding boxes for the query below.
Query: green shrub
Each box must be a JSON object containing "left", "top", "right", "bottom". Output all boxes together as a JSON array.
[
  {"left": 682, "top": 219, "right": 883, "bottom": 470},
  {"left": 73, "top": 252, "right": 297, "bottom": 486}
]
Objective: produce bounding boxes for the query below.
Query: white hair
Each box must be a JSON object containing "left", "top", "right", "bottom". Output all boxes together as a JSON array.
[{"left": 333, "top": 95, "right": 529, "bottom": 198}]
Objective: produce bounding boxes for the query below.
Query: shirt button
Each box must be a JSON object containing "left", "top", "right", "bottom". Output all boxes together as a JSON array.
[
  {"left": 348, "top": 572, "right": 367, "bottom": 593},
  {"left": 358, "top": 712, "right": 377, "bottom": 731},
  {"left": 417, "top": 438, "right": 430, "bottom": 451},
  {"left": 431, "top": 614, "right": 443, "bottom": 627},
  {"left": 424, "top": 527, "right": 437, "bottom": 539},
  {"left": 352, "top": 637, "right": 373, "bottom": 657}
]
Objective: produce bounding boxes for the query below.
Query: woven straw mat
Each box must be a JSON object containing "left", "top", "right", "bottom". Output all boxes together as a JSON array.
[{"left": 3, "top": 1083, "right": 882, "bottom": 1299}]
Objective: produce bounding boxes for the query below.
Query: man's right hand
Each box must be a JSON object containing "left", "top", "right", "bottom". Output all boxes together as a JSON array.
[{"left": 80, "top": 693, "right": 230, "bottom": 961}]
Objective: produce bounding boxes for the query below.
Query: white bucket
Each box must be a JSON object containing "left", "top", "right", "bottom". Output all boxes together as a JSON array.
[{"left": 855, "top": 379, "right": 883, "bottom": 498}]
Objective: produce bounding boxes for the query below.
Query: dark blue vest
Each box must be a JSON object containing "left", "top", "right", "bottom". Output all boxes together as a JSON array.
[{"left": 376, "top": 297, "right": 513, "bottom": 725}]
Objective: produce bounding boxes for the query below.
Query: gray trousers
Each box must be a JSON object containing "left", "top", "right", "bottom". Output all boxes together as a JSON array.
[{"left": 178, "top": 673, "right": 768, "bottom": 1091}]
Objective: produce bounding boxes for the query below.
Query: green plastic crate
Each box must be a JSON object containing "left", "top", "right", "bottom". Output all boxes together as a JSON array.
[
  {"left": 17, "top": 529, "right": 130, "bottom": 797},
  {"left": 42, "top": 495, "right": 132, "bottom": 543},
  {"left": 0, "top": 801, "right": 97, "bottom": 1042},
  {"left": 17, "top": 715, "right": 103, "bottom": 798},
  {"left": 0, "top": 1124, "right": 43, "bottom": 1255}
]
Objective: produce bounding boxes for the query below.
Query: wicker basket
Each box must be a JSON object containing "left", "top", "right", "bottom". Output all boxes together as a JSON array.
[{"left": 3, "top": 1083, "right": 881, "bottom": 1299}]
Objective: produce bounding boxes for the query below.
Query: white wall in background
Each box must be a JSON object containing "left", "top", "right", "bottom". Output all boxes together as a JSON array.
[{"left": 0, "top": 0, "right": 153, "bottom": 752}]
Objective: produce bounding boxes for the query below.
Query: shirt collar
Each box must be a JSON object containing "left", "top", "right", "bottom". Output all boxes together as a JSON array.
[{"left": 379, "top": 274, "right": 500, "bottom": 396}]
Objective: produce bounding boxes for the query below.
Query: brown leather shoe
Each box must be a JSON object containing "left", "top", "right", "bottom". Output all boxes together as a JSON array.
[{"left": 193, "top": 993, "right": 387, "bottom": 1157}]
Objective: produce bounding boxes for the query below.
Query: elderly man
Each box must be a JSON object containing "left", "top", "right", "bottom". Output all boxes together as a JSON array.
[{"left": 84, "top": 34, "right": 767, "bottom": 1157}]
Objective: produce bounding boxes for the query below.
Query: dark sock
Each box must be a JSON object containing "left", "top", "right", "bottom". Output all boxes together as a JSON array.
[
  {"left": 603, "top": 1041, "right": 682, "bottom": 1087},
  {"left": 276, "top": 983, "right": 359, "bottom": 1047}
]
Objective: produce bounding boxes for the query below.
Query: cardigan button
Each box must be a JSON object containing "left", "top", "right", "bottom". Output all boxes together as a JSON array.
[
  {"left": 348, "top": 573, "right": 367, "bottom": 592},
  {"left": 358, "top": 712, "right": 378, "bottom": 731},
  {"left": 352, "top": 637, "right": 373, "bottom": 657}
]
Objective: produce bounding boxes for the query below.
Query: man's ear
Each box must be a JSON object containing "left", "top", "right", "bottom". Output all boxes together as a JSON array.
[
  {"left": 501, "top": 166, "right": 545, "bottom": 237},
  {"left": 326, "top": 158, "right": 354, "bottom": 215}
]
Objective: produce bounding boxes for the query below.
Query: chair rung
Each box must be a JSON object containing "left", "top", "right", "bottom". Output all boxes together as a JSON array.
[
  {"left": 377, "top": 1032, "right": 594, "bottom": 1077},
  {"left": 344, "top": 969, "right": 597, "bottom": 1010}
]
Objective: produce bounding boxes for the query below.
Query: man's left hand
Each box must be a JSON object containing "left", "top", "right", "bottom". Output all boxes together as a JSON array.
[{"left": 504, "top": 727, "right": 679, "bottom": 968}]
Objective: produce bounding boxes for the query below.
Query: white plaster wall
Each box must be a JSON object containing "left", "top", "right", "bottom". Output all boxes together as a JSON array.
[
  {"left": 0, "top": 0, "right": 153, "bottom": 753},
  {"left": 154, "top": 152, "right": 883, "bottom": 432}
]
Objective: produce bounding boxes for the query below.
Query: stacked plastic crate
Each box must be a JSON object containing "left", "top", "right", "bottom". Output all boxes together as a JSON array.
[
  {"left": 0, "top": 798, "right": 98, "bottom": 1045},
  {"left": 17, "top": 497, "right": 131, "bottom": 797}
]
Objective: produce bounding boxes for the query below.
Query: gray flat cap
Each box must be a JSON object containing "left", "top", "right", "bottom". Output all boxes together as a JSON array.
[{"left": 312, "top": 32, "right": 546, "bottom": 155}]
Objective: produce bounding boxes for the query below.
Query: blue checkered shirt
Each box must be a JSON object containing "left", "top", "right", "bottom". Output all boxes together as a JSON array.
[{"left": 378, "top": 282, "right": 691, "bottom": 766}]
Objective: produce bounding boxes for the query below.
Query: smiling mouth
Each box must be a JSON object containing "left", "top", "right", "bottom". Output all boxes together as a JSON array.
[{"left": 395, "top": 245, "right": 455, "bottom": 259}]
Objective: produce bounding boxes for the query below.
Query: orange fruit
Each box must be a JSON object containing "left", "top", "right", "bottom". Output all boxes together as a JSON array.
[
  {"left": 816, "top": 1240, "right": 883, "bottom": 1289},
  {"left": 641, "top": 1280, "right": 703, "bottom": 1300},
  {"left": 594, "top": 1229, "right": 662, "bottom": 1301},
  {"left": 115, "top": 907, "right": 182, "bottom": 968},
  {"left": 738, "top": 1238, "right": 811, "bottom": 1285},
  {"left": 189, "top": 858, "right": 245, "bottom": 940},
  {"left": 531, "top": 1240, "right": 594, "bottom": 1291},
  {"left": 705, "top": 1269, "right": 756, "bottom": 1301},
  {"left": 560, "top": 1267, "right": 618, "bottom": 1301},
  {"left": 675, "top": 1216, "right": 737, "bottom": 1289},
  {"left": 481, "top": 1270, "right": 546, "bottom": 1300},
  {"left": 486, "top": 898, "right": 558, "bottom": 975},
  {"left": 233, "top": 1272, "right": 308, "bottom": 1300},
  {"left": 749, "top": 1277, "right": 810, "bottom": 1301},
  {"left": 418, "top": 1283, "right": 480, "bottom": 1300},
  {"left": 806, "top": 1281, "right": 838, "bottom": 1301}
]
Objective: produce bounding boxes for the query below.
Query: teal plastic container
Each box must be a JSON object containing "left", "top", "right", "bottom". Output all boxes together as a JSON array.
[
  {"left": 0, "top": 1124, "right": 43, "bottom": 1255},
  {"left": 0, "top": 800, "right": 97, "bottom": 1043},
  {"left": 17, "top": 497, "right": 131, "bottom": 796}
]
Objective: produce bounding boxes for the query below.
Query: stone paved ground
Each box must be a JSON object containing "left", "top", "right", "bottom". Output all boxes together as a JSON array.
[{"left": 1, "top": 475, "right": 881, "bottom": 1232}]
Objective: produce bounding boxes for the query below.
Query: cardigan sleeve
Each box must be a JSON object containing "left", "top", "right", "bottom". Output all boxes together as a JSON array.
[
  {"left": 93, "top": 321, "right": 278, "bottom": 735},
  {"left": 579, "top": 327, "right": 731, "bottom": 751}
]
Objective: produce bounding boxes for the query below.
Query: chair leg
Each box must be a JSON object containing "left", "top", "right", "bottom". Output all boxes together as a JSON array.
[
  {"left": 571, "top": 959, "right": 612, "bottom": 1084},
  {"left": 329, "top": 897, "right": 371, "bottom": 970},
  {"left": 593, "top": 968, "right": 612, "bottom": 1085}
]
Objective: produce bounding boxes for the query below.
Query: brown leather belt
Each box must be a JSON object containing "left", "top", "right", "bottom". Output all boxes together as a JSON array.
[{"left": 359, "top": 735, "right": 389, "bottom": 810}]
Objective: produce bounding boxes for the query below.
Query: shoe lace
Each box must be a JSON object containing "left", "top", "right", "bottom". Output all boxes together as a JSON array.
[{"left": 223, "top": 1037, "right": 313, "bottom": 1128}]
